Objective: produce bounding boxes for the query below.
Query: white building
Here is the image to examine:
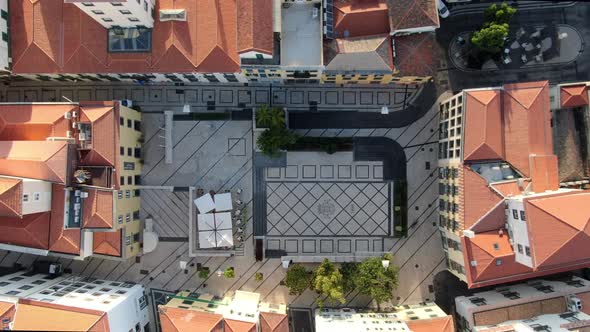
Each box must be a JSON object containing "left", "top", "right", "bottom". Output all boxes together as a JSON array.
[
  {"left": 0, "top": 0, "right": 8, "bottom": 73},
  {"left": 455, "top": 276, "right": 590, "bottom": 332},
  {"left": 315, "top": 303, "right": 454, "bottom": 332},
  {"left": 0, "top": 269, "right": 149, "bottom": 332},
  {"left": 65, "top": 0, "right": 155, "bottom": 28}
]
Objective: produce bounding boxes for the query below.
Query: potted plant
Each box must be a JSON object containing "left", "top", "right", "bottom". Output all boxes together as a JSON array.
[
  {"left": 255, "top": 272, "right": 263, "bottom": 282},
  {"left": 198, "top": 267, "right": 210, "bottom": 279},
  {"left": 224, "top": 267, "right": 235, "bottom": 279}
]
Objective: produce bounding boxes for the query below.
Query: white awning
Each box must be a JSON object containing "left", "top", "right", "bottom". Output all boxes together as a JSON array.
[
  {"left": 197, "top": 213, "right": 215, "bottom": 231},
  {"left": 198, "top": 230, "right": 217, "bottom": 249},
  {"left": 216, "top": 229, "right": 234, "bottom": 247},
  {"left": 214, "top": 193, "right": 233, "bottom": 212},
  {"left": 194, "top": 193, "right": 215, "bottom": 213},
  {"left": 214, "top": 212, "right": 232, "bottom": 230}
]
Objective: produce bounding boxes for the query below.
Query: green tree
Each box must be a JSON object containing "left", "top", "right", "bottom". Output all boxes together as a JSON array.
[
  {"left": 471, "top": 23, "right": 509, "bottom": 54},
  {"left": 312, "top": 259, "right": 346, "bottom": 307},
  {"left": 256, "top": 106, "right": 285, "bottom": 129},
  {"left": 255, "top": 272, "right": 264, "bottom": 282},
  {"left": 257, "top": 126, "right": 298, "bottom": 157},
  {"left": 284, "top": 264, "right": 312, "bottom": 295},
  {"left": 340, "top": 262, "right": 359, "bottom": 293},
  {"left": 484, "top": 2, "right": 516, "bottom": 25},
  {"left": 198, "top": 267, "right": 210, "bottom": 279},
  {"left": 355, "top": 257, "right": 399, "bottom": 310},
  {"left": 224, "top": 267, "right": 235, "bottom": 279}
]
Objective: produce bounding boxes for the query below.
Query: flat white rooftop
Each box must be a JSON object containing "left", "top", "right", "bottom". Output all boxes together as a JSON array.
[{"left": 280, "top": 2, "right": 322, "bottom": 67}]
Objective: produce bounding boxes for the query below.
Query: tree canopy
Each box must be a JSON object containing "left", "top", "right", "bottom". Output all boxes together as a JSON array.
[
  {"left": 284, "top": 264, "right": 312, "bottom": 296},
  {"left": 484, "top": 2, "right": 517, "bottom": 25},
  {"left": 471, "top": 23, "right": 509, "bottom": 54},
  {"left": 354, "top": 257, "right": 399, "bottom": 309},
  {"left": 312, "top": 259, "right": 346, "bottom": 307}
]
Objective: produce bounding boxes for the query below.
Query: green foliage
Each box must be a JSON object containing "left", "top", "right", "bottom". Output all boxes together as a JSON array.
[
  {"left": 340, "top": 262, "right": 359, "bottom": 293},
  {"left": 255, "top": 272, "right": 264, "bottom": 282},
  {"left": 256, "top": 105, "right": 285, "bottom": 129},
  {"left": 257, "top": 125, "right": 298, "bottom": 157},
  {"left": 355, "top": 257, "right": 400, "bottom": 310},
  {"left": 198, "top": 267, "right": 210, "bottom": 279},
  {"left": 471, "top": 23, "right": 509, "bottom": 54},
  {"left": 224, "top": 267, "right": 235, "bottom": 279},
  {"left": 312, "top": 259, "right": 346, "bottom": 307},
  {"left": 284, "top": 264, "right": 312, "bottom": 296},
  {"left": 484, "top": 2, "right": 516, "bottom": 25}
]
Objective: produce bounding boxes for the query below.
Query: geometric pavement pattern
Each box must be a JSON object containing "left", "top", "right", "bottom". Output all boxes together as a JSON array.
[{"left": 266, "top": 182, "right": 390, "bottom": 237}]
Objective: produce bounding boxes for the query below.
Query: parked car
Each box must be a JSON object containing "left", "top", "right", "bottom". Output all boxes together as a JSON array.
[{"left": 437, "top": 0, "right": 450, "bottom": 18}]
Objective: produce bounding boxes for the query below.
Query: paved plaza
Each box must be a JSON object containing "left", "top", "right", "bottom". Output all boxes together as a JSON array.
[{"left": 0, "top": 81, "right": 447, "bottom": 330}]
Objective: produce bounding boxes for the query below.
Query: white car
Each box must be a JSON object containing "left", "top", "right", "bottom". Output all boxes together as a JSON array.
[{"left": 437, "top": 0, "right": 450, "bottom": 18}]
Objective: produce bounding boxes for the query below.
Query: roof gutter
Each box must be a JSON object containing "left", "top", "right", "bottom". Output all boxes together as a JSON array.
[{"left": 0, "top": 243, "right": 49, "bottom": 256}]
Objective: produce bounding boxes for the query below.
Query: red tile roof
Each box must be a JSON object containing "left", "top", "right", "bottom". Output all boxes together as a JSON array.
[
  {"left": 237, "top": 0, "right": 274, "bottom": 55},
  {"left": 0, "top": 141, "right": 70, "bottom": 184},
  {"left": 0, "top": 177, "right": 23, "bottom": 218},
  {"left": 0, "top": 301, "right": 15, "bottom": 330},
  {"left": 12, "top": 299, "right": 109, "bottom": 332},
  {"left": 0, "top": 104, "right": 74, "bottom": 140},
  {"left": 49, "top": 184, "right": 81, "bottom": 255},
  {"left": 405, "top": 316, "right": 455, "bottom": 332},
  {"left": 79, "top": 103, "right": 118, "bottom": 168},
  {"left": 159, "top": 306, "right": 223, "bottom": 332},
  {"left": 82, "top": 189, "right": 114, "bottom": 229},
  {"left": 93, "top": 229, "right": 122, "bottom": 257},
  {"left": 260, "top": 312, "right": 289, "bottom": 332},
  {"left": 11, "top": 0, "right": 240, "bottom": 74},
  {"left": 560, "top": 84, "right": 589, "bottom": 108},
  {"left": 490, "top": 180, "right": 530, "bottom": 198},
  {"left": 0, "top": 212, "right": 50, "bottom": 249},
  {"left": 323, "top": 35, "right": 394, "bottom": 72},
  {"left": 224, "top": 319, "right": 256, "bottom": 332},
  {"left": 463, "top": 90, "right": 504, "bottom": 161},
  {"left": 462, "top": 166, "right": 503, "bottom": 229},
  {"left": 387, "top": 0, "right": 439, "bottom": 32},
  {"left": 392, "top": 33, "right": 439, "bottom": 77},
  {"left": 333, "top": 0, "right": 390, "bottom": 38},
  {"left": 529, "top": 155, "right": 559, "bottom": 193},
  {"left": 525, "top": 192, "right": 590, "bottom": 269}
]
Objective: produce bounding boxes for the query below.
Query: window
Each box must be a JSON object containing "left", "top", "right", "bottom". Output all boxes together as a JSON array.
[
  {"left": 33, "top": 193, "right": 40, "bottom": 201},
  {"left": 512, "top": 209, "right": 519, "bottom": 220},
  {"left": 128, "top": 148, "right": 132, "bottom": 156},
  {"left": 23, "top": 194, "right": 29, "bottom": 202},
  {"left": 517, "top": 244, "right": 523, "bottom": 254},
  {"left": 134, "top": 147, "right": 142, "bottom": 158},
  {"left": 134, "top": 120, "right": 141, "bottom": 131},
  {"left": 118, "top": 191, "right": 123, "bottom": 199},
  {"left": 118, "top": 215, "right": 123, "bottom": 224},
  {"left": 111, "top": 2, "right": 123, "bottom": 6},
  {"left": 120, "top": 117, "right": 124, "bottom": 125},
  {"left": 91, "top": 10, "right": 105, "bottom": 15},
  {"left": 119, "top": 9, "right": 132, "bottom": 15},
  {"left": 134, "top": 189, "right": 140, "bottom": 197},
  {"left": 127, "top": 119, "right": 132, "bottom": 128},
  {"left": 120, "top": 176, "right": 125, "bottom": 185},
  {"left": 496, "top": 259, "right": 502, "bottom": 266},
  {"left": 127, "top": 176, "right": 133, "bottom": 185},
  {"left": 126, "top": 236, "right": 131, "bottom": 245},
  {"left": 120, "top": 146, "right": 125, "bottom": 155},
  {"left": 124, "top": 162, "right": 135, "bottom": 170},
  {"left": 525, "top": 246, "right": 531, "bottom": 257},
  {"left": 138, "top": 295, "right": 148, "bottom": 310},
  {"left": 520, "top": 210, "right": 526, "bottom": 221},
  {"left": 133, "top": 210, "right": 140, "bottom": 220},
  {"left": 126, "top": 213, "right": 131, "bottom": 223},
  {"left": 144, "top": 0, "right": 148, "bottom": 11},
  {"left": 441, "top": 233, "right": 448, "bottom": 249},
  {"left": 102, "top": 17, "right": 114, "bottom": 22},
  {"left": 2, "top": 32, "right": 7, "bottom": 43},
  {"left": 82, "top": 2, "right": 95, "bottom": 6},
  {"left": 128, "top": 17, "right": 140, "bottom": 22},
  {"left": 108, "top": 28, "right": 152, "bottom": 52}
]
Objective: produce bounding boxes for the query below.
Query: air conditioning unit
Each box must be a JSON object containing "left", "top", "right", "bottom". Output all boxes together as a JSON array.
[
  {"left": 159, "top": 9, "right": 186, "bottom": 22},
  {"left": 64, "top": 112, "right": 72, "bottom": 119},
  {"left": 567, "top": 295, "right": 582, "bottom": 312},
  {"left": 72, "top": 111, "right": 78, "bottom": 118}
]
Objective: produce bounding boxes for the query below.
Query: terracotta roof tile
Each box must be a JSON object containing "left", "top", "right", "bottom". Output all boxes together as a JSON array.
[
  {"left": 49, "top": 184, "right": 81, "bottom": 255},
  {"left": 79, "top": 104, "right": 117, "bottom": 168},
  {"left": 324, "top": 35, "right": 393, "bottom": 72},
  {"left": 0, "top": 104, "right": 74, "bottom": 140},
  {"left": 560, "top": 84, "right": 589, "bottom": 108},
  {"left": 0, "top": 177, "right": 23, "bottom": 218},
  {"left": 82, "top": 189, "right": 114, "bottom": 229},
  {"left": 0, "top": 301, "right": 15, "bottom": 330},
  {"left": 333, "top": 0, "right": 390, "bottom": 38},
  {"left": 158, "top": 306, "right": 223, "bottom": 332},
  {"left": 93, "top": 229, "right": 122, "bottom": 257},
  {"left": 529, "top": 155, "right": 559, "bottom": 193},
  {"left": 387, "top": 0, "right": 439, "bottom": 32},
  {"left": 392, "top": 33, "right": 439, "bottom": 77},
  {"left": 490, "top": 180, "right": 530, "bottom": 198},
  {"left": 405, "top": 316, "right": 454, "bottom": 332},
  {"left": 11, "top": 0, "right": 240, "bottom": 74},
  {"left": 462, "top": 166, "right": 503, "bottom": 229},
  {"left": 0, "top": 141, "right": 69, "bottom": 184},
  {"left": 260, "top": 312, "right": 288, "bottom": 332},
  {"left": 12, "top": 300, "right": 109, "bottom": 332},
  {"left": 237, "top": 0, "right": 274, "bottom": 55},
  {"left": 224, "top": 319, "right": 256, "bottom": 332},
  {"left": 463, "top": 89, "right": 504, "bottom": 161},
  {"left": 0, "top": 212, "right": 50, "bottom": 249}
]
